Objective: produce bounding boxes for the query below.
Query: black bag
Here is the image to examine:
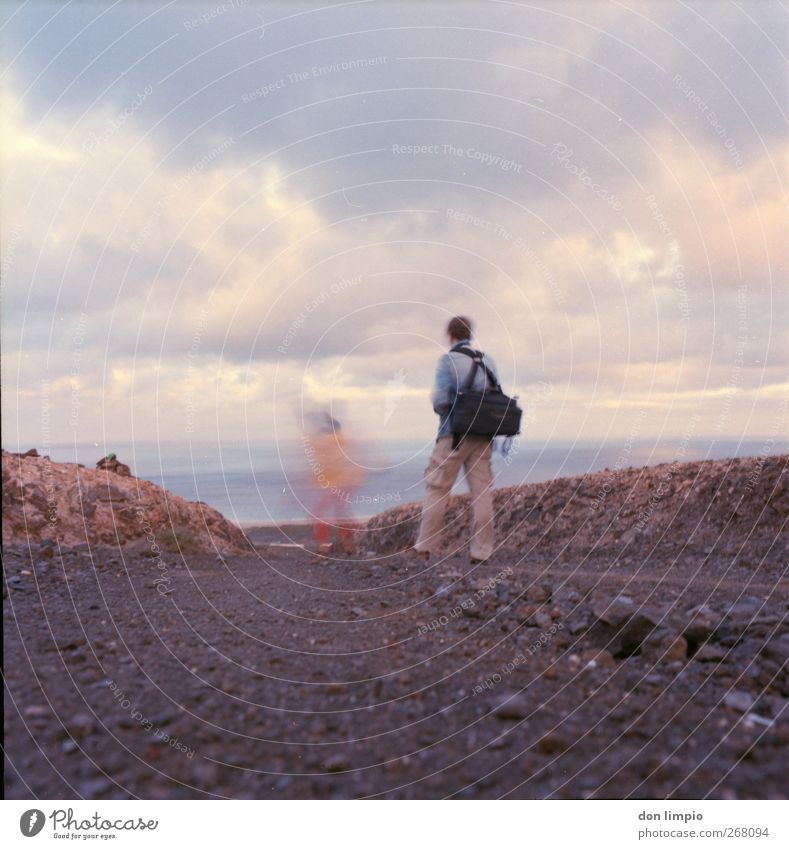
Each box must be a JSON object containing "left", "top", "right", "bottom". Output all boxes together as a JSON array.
[{"left": 449, "top": 347, "right": 522, "bottom": 448}]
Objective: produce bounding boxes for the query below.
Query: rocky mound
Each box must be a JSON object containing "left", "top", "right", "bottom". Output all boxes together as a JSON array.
[
  {"left": 358, "top": 453, "right": 788, "bottom": 557},
  {"left": 1, "top": 450, "right": 252, "bottom": 555}
]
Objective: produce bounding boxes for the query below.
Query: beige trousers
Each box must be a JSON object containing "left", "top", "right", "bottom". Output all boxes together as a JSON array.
[{"left": 414, "top": 435, "right": 494, "bottom": 560}]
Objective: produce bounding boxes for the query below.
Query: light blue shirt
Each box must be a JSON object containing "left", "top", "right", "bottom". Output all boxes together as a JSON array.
[{"left": 431, "top": 339, "right": 499, "bottom": 439}]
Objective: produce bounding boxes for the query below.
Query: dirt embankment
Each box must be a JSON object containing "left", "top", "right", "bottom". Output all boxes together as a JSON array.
[
  {"left": 357, "top": 453, "right": 788, "bottom": 558},
  {"left": 1, "top": 449, "right": 252, "bottom": 555}
]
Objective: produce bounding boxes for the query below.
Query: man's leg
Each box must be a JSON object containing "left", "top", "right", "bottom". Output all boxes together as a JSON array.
[
  {"left": 464, "top": 437, "right": 495, "bottom": 561},
  {"left": 414, "top": 437, "right": 463, "bottom": 554}
]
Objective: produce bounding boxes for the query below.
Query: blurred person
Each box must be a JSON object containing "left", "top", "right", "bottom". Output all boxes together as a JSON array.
[
  {"left": 304, "top": 411, "right": 365, "bottom": 553},
  {"left": 413, "top": 316, "right": 499, "bottom": 564}
]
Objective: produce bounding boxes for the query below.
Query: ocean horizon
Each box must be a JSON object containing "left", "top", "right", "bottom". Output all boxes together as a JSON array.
[{"left": 8, "top": 436, "right": 785, "bottom": 527}]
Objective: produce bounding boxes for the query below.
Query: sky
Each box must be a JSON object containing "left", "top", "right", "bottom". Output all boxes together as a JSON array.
[{"left": 1, "top": 0, "right": 787, "bottom": 453}]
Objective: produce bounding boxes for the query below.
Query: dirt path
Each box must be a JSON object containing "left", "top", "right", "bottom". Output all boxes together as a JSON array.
[{"left": 4, "top": 536, "right": 787, "bottom": 800}]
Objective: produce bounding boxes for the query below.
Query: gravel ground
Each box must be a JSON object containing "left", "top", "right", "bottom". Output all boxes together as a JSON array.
[{"left": 4, "top": 529, "right": 787, "bottom": 800}]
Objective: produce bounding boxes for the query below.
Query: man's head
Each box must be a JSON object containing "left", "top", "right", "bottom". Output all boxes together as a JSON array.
[{"left": 447, "top": 315, "right": 472, "bottom": 345}]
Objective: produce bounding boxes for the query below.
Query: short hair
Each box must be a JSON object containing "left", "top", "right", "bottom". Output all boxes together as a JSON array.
[{"left": 447, "top": 315, "right": 472, "bottom": 340}]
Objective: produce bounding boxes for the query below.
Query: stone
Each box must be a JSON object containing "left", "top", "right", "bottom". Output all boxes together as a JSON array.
[
  {"left": 724, "top": 690, "right": 755, "bottom": 713},
  {"left": 2, "top": 450, "right": 250, "bottom": 555},
  {"left": 567, "top": 614, "right": 591, "bottom": 635},
  {"left": 77, "top": 777, "right": 113, "bottom": 797},
  {"left": 534, "top": 611, "right": 553, "bottom": 630},
  {"left": 760, "top": 636, "right": 789, "bottom": 665},
  {"left": 66, "top": 712, "right": 96, "bottom": 738},
  {"left": 552, "top": 584, "right": 580, "bottom": 605},
  {"left": 592, "top": 595, "right": 635, "bottom": 627},
  {"left": 680, "top": 606, "right": 717, "bottom": 645},
  {"left": 596, "top": 611, "right": 659, "bottom": 658},
  {"left": 526, "top": 585, "right": 549, "bottom": 603},
  {"left": 641, "top": 631, "right": 688, "bottom": 662},
  {"left": 322, "top": 755, "right": 349, "bottom": 773},
  {"left": 492, "top": 693, "right": 531, "bottom": 720},
  {"left": 535, "top": 731, "right": 570, "bottom": 755},
  {"left": 694, "top": 642, "right": 728, "bottom": 662},
  {"left": 663, "top": 635, "right": 688, "bottom": 662},
  {"left": 724, "top": 597, "right": 765, "bottom": 620},
  {"left": 580, "top": 649, "right": 616, "bottom": 669}
]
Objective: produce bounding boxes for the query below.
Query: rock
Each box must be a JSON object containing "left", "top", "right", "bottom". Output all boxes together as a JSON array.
[
  {"left": 679, "top": 605, "right": 717, "bottom": 645},
  {"left": 552, "top": 584, "right": 580, "bottom": 605},
  {"left": 766, "top": 697, "right": 789, "bottom": 720},
  {"left": 56, "top": 637, "right": 86, "bottom": 652},
  {"left": 77, "top": 777, "right": 113, "bottom": 797},
  {"left": 526, "top": 585, "right": 549, "bottom": 603},
  {"left": 581, "top": 649, "right": 616, "bottom": 669},
  {"left": 724, "top": 690, "right": 755, "bottom": 713},
  {"left": 592, "top": 609, "right": 659, "bottom": 658},
  {"left": 694, "top": 642, "right": 728, "bottom": 662},
  {"left": 760, "top": 636, "right": 789, "bottom": 665},
  {"left": 534, "top": 611, "right": 553, "bottom": 630},
  {"left": 642, "top": 632, "right": 687, "bottom": 662},
  {"left": 535, "top": 731, "right": 570, "bottom": 755},
  {"left": 492, "top": 693, "right": 531, "bottom": 720},
  {"left": 66, "top": 712, "right": 96, "bottom": 738},
  {"left": 322, "top": 755, "right": 349, "bottom": 772},
  {"left": 567, "top": 613, "right": 591, "bottom": 635},
  {"left": 593, "top": 595, "right": 635, "bottom": 627},
  {"left": 2, "top": 451, "right": 251, "bottom": 555},
  {"left": 724, "top": 597, "right": 764, "bottom": 620},
  {"left": 742, "top": 713, "right": 773, "bottom": 729}
]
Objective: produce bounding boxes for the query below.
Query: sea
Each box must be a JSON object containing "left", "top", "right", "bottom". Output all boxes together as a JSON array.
[{"left": 30, "top": 436, "right": 786, "bottom": 527}]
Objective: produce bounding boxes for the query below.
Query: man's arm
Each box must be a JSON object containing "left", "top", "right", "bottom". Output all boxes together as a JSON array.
[{"left": 430, "top": 353, "right": 456, "bottom": 415}]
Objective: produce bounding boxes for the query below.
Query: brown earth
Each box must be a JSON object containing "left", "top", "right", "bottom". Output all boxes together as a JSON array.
[
  {"left": 3, "top": 453, "right": 787, "bottom": 799},
  {"left": 2, "top": 449, "right": 252, "bottom": 555},
  {"left": 356, "top": 453, "right": 789, "bottom": 558}
]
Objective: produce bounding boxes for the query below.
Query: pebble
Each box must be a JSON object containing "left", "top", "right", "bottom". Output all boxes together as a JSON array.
[
  {"left": 694, "top": 642, "right": 728, "bottom": 662},
  {"left": 535, "top": 731, "right": 570, "bottom": 755},
  {"left": 322, "top": 755, "right": 350, "bottom": 772},
  {"left": 592, "top": 595, "right": 634, "bottom": 627},
  {"left": 526, "top": 585, "right": 549, "bottom": 603},
  {"left": 492, "top": 693, "right": 530, "bottom": 720},
  {"left": 66, "top": 712, "right": 97, "bottom": 738},
  {"left": 77, "top": 777, "right": 113, "bottom": 797},
  {"left": 724, "top": 690, "right": 754, "bottom": 713},
  {"left": 581, "top": 649, "right": 616, "bottom": 669},
  {"left": 534, "top": 612, "right": 553, "bottom": 630}
]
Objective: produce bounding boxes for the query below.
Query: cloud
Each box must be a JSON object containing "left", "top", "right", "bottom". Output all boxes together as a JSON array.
[{"left": 1, "top": 3, "right": 785, "bottom": 447}]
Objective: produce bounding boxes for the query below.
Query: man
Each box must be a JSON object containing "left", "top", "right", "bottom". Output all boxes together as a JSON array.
[{"left": 413, "top": 316, "right": 497, "bottom": 564}]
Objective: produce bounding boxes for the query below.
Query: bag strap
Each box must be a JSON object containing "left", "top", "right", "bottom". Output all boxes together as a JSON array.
[{"left": 454, "top": 346, "right": 500, "bottom": 391}]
